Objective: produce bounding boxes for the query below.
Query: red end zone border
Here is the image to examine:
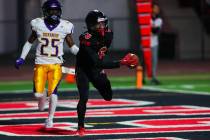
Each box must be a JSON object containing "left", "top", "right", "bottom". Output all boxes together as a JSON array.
[
  {"left": 0, "top": 120, "right": 209, "bottom": 137},
  {"left": 0, "top": 99, "right": 154, "bottom": 111},
  {"left": 0, "top": 99, "right": 209, "bottom": 139},
  {"left": 0, "top": 105, "right": 210, "bottom": 120}
]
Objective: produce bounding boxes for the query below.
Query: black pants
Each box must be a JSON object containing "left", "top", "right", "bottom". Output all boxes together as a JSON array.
[{"left": 76, "top": 67, "right": 113, "bottom": 127}]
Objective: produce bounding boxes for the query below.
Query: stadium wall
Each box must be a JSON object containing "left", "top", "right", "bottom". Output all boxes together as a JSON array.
[{"left": 0, "top": 0, "right": 18, "bottom": 55}]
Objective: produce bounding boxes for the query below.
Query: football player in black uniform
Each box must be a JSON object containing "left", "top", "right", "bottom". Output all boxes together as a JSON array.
[{"left": 75, "top": 10, "right": 139, "bottom": 136}]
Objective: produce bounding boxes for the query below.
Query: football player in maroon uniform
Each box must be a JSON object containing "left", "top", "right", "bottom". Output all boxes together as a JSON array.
[{"left": 75, "top": 10, "right": 139, "bottom": 136}]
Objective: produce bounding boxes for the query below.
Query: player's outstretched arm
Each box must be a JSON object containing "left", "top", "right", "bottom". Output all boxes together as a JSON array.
[
  {"left": 83, "top": 44, "right": 139, "bottom": 69},
  {"left": 15, "top": 31, "right": 37, "bottom": 69},
  {"left": 65, "top": 34, "right": 79, "bottom": 55}
]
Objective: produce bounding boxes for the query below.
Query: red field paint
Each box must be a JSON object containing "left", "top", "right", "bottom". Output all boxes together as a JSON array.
[
  {"left": 0, "top": 99, "right": 154, "bottom": 111},
  {"left": 0, "top": 102, "right": 36, "bottom": 110},
  {"left": 0, "top": 123, "right": 76, "bottom": 136},
  {"left": 118, "top": 117, "right": 210, "bottom": 127},
  {"left": 0, "top": 100, "right": 209, "bottom": 138},
  {"left": 0, "top": 120, "right": 209, "bottom": 136},
  {"left": 0, "top": 105, "right": 210, "bottom": 120}
]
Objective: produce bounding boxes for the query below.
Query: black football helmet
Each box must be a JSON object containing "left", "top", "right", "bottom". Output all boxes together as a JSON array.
[
  {"left": 42, "top": 0, "right": 62, "bottom": 23},
  {"left": 85, "top": 10, "right": 108, "bottom": 36}
]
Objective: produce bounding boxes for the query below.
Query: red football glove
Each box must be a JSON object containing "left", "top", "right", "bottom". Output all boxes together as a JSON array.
[{"left": 120, "top": 53, "right": 139, "bottom": 69}]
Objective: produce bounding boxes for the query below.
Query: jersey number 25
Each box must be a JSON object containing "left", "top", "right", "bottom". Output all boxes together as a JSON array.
[{"left": 41, "top": 38, "right": 59, "bottom": 57}]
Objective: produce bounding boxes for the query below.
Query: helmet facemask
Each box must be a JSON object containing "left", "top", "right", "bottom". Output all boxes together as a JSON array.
[
  {"left": 42, "top": 0, "right": 62, "bottom": 25},
  {"left": 90, "top": 17, "right": 108, "bottom": 36},
  {"left": 97, "top": 22, "right": 106, "bottom": 36},
  {"left": 43, "top": 7, "right": 61, "bottom": 24}
]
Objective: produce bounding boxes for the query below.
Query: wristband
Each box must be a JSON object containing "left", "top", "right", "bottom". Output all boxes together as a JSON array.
[{"left": 69, "top": 44, "right": 79, "bottom": 55}]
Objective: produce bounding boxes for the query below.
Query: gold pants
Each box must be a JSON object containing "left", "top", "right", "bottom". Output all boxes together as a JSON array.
[{"left": 33, "top": 64, "right": 62, "bottom": 96}]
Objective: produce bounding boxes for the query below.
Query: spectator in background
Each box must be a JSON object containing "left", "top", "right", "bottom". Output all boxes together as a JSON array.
[{"left": 150, "top": 3, "right": 163, "bottom": 85}]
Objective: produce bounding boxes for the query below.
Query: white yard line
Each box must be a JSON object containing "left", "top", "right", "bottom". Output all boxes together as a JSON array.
[
  {"left": 142, "top": 86, "right": 210, "bottom": 96},
  {"left": 0, "top": 84, "right": 209, "bottom": 96}
]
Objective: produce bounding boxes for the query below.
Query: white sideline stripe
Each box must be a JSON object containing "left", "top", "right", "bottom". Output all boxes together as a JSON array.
[
  {"left": 142, "top": 86, "right": 210, "bottom": 96},
  {"left": 0, "top": 86, "right": 136, "bottom": 94},
  {"left": 0, "top": 84, "right": 209, "bottom": 95}
]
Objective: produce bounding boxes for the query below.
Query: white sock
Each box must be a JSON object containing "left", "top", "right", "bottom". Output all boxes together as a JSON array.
[
  {"left": 48, "top": 94, "right": 58, "bottom": 120},
  {"left": 34, "top": 91, "right": 47, "bottom": 111}
]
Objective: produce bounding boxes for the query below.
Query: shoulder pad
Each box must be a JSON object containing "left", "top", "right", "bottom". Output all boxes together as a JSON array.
[
  {"left": 84, "top": 32, "right": 92, "bottom": 40},
  {"left": 60, "top": 19, "right": 74, "bottom": 34},
  {"left": 79, "top": 32, "right": 91, "bottom": 47},
  {"left": 30, "top": 18, "right": 42, "bottom": 31},
  {"left": 60, "top": 19, "right": 72, "bottom": 26},
  {"left": 62, "top": 19, "right": 72, "bottom": 25},
  {"left": 31, "top": 18, "right": 42, "bottom": 25}
]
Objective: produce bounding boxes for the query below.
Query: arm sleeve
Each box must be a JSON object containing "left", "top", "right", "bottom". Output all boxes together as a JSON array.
[
  {"left": 83, "top": 45, "right": 120, "bottom": 69},
  {"left": 20, "top": 41, "right": 33, "bottom": 60},
  {"left": 30, "top": 19, "right": 37, "bottom": 31},
  {"left": 66, "top": 22, "right": 74, "bottom": 34}
]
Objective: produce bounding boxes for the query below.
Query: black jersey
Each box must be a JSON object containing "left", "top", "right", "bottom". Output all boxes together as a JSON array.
[{"left": 76, "top": 29, "right": 120, "bottom": 70}]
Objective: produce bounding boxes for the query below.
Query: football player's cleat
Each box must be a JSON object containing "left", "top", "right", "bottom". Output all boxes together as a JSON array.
[
  {"left": 15, "top": 58, "right": 25, "bottom": 69},
  {"left": 77, "top": 126, "right": 85, "bottom": 137},
  {"left": 45, "top": 118, "right": 53, "bottom": 128}
]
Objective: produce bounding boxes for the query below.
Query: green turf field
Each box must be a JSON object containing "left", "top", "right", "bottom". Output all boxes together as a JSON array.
[
  {"left": 144, "top": 74, "right": 210, "bottom": 94},
  {"left": 0, "top": 74, "right": 209, "bottom": 94}
]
